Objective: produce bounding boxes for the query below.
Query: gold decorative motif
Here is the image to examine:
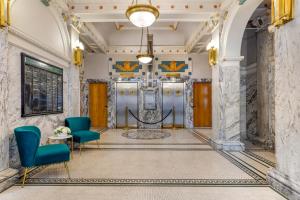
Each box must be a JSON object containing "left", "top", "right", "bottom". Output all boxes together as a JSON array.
[
  {"left": 73, "top": 47, "right": 83, "bottom": 66},
  {"left": 129, "top": 88, "right": 137, "bottom": 96},
  {"left": 164, "top": 88, "right": 172, "bottom": 96},
  {"left": 119, "top": 89, "right": 125, "bottom": 96},
  {"left": 208, "top": 47, "right": 217, "bottom": 66},
  {"left": 175, "top": 90, "right": 182, "bottom": 96},
  {"left": 115, "top": 61, "right": 139, "bottom": 72},
  {"left": 159, "top": 61, "right": 187, "bottom": 72},
  {"left": 0, "top": 0, "right": 10, "bottom": 28},
  {"left": 271, "top": 0, "right": 294, "bottom": 27}
]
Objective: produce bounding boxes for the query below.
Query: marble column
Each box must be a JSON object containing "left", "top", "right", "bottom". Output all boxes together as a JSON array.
[
  {"left": 267, "top": 1, "right": 300, "bottom": 198},
  {"left": 0, "top": 28, "right": 18, "bottom": 192},
  {"left": 212, "top": 58, "right": 245, "bottom": 151}
]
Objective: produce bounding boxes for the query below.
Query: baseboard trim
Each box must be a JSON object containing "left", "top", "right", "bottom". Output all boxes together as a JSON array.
[
  {"left": 212, "top": 140, "right": 245, "bottom": 151},
  {"left": 0, "top": 168, "right": 19, "bottom": 193},
  {"left": 267, "top": 169, "right": 300, "bottom": 200}
]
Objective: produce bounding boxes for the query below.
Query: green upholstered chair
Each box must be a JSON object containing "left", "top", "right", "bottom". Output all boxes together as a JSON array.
[
  {"left": 14, "top": 126, "right": 70, "bottom": 187},
  {"left": 65, "top": 117, "right": 100, "bottom": 154}
]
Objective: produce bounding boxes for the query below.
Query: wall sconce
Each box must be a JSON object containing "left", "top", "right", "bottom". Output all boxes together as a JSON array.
[
  {"left": 208, "top": 47, "right": 218, "bottom": 66},
  {"left": 73, "top": 41, "right": 84, "bottom": 66},
  {"left": 271, "top": 0, "right": 294, "bottom": 27},
  {"left": 0, "top": 0, "right": 11, "bottom": 28}
]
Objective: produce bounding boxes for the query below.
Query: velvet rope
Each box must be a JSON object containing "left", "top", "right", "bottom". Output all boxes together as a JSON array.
[{"left": 128, "top": 109, "right": 173, "bottom": 125}]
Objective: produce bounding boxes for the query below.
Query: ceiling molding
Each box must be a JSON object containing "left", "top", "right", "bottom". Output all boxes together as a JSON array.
[
  {"left": 185, "top": 15, "right": 219, "bottom": 53},
  {"left": 107, "top": 46, "right": 187, "bottom": 55},
  {"left": 79, "top": 23, "right": 108, "bottom": 52},
  {"left": 69, "top": 1, "right": 221, "bottom": 22}
]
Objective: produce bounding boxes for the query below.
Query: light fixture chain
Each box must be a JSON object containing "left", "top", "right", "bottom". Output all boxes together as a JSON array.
[{"left": 139, "top": 27, "right": 144, "bottom": 53}]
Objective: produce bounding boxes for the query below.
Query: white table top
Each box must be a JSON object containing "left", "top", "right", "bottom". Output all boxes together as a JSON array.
[{"left": 48, "top": 134, "right": 72, "bottom": 140}]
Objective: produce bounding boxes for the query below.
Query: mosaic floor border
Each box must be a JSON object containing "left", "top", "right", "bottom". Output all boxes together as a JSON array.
[
  {"left": 244, "top": 151, "right": 276, "bottom": 167},
  {"left": 17, "top": 178, "right": 267, "bottom": 186},
  {"left": 16, "top": 129, "right": 271, "bottom": 188}
]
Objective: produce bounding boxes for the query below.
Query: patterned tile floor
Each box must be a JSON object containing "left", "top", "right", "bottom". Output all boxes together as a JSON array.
[{"left": 0, "top": 129, "right": 285, "bottom": 200}]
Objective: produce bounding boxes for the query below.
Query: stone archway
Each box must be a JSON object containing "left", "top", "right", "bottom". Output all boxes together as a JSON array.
[{"left": 211, "top": 0, "right": 263, "bottom": 151}]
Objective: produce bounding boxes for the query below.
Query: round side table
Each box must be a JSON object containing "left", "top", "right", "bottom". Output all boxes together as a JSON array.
[{"left": 47, "top": 135, "right": 74, "bottom": 159}]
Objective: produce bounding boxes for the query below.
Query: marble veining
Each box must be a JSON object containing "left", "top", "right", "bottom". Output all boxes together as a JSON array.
[
  {"left": 0, "top": 28, "right": 9, "bottom": 172},
  {"left": 7, "top": 45, "right": 80, "bottom": 169},
  {"left": 269, "top": 5, "right": 300, "bottom": 196},
  {"left": 81, "top": 78, "right": 197, "bottom": 129}
]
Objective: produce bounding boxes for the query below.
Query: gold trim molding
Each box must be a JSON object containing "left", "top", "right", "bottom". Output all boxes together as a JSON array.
[{"left": 126, "top": 4, "right": 159, "bottom": 20}]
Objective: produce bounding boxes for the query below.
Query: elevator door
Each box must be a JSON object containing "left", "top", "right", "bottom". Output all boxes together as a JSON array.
[
  {"left": 162, "top": 82, "right": 184, "bottom": 128},
  {"left": 116, "top": 82, "right": 138, "bottom": 128}
]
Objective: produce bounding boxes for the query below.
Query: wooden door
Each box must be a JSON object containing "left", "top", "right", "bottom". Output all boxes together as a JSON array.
[
  {"left": 89, "top": 83, "right": 108, "bottom": 128},
  {"left": 193, "top": 82, "right": 212, "bottom": 127}
]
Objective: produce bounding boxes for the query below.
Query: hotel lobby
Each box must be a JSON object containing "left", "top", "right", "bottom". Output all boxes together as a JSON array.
[{"left": 0, "top": 0, "right": 299, "bottom": 199}]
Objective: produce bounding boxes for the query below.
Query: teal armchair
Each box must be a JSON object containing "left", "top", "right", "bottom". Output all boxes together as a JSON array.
[
  {"left": 14, "top": 126, "right": 70, "bottom": 187},
  {"left": 65, "top": 117, "right": 100, "bottom": 154}
]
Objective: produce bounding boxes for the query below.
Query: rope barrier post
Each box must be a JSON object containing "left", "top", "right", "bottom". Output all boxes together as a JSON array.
[
  {"left": 172, "top": 105, "right": 176, "bottom": 130},
  {"left": 124, "top": 106, "right": 129, "bottom": 130}
]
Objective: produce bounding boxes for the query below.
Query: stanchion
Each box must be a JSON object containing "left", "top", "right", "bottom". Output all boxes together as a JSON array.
[
  {"left": 172, "top": 105, "right": 176, "bottom": 130},
  {"left": 124, "top": 106, "right": 129, "bottom": 130}
]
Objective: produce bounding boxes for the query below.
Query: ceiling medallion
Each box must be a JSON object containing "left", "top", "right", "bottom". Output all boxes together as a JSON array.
[{"left": 126, "top": 0, "right": 159, "bottom": 27}]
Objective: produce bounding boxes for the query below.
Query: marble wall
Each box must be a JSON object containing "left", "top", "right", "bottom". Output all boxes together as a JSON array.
[
  {"left": 267, "top": 2, "right": 300, "bottom": 198},
  {"left": 7, "top": 45, "right": 79, "bottom": 169},
  {"left": 138, "top": 86, "right": 162, "bottom": 129},
  {"left": 240, "top": 29, "right": 275, "bottom": 148},
  {"left": 256, "top": 30, "right": 275, "bottom": 148},
  {"left": 81, "top": 78, "right": 197, "bottom": 129},
  {"left": 0, "top": 29, "right": 9, "bottom": 172},
  {"left": 81, "top": 79, "right": 116, "bottom": 128}
]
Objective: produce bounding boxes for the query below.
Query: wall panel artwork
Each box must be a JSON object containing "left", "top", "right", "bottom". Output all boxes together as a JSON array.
[
  {"left": 159, "top": 61, "right": 189, "bottom": 73},
  {"left": 21, "top": 53, "right": 63, "bottom": 117},
  {"left": 154, "top": 56, "right": 192, "bottom": 78},
  {"left": 113, "top": 61, "right": 142, "bottom": 73},
  {"left": 110, "top": 60, "right": 143, "bottom": 79}
]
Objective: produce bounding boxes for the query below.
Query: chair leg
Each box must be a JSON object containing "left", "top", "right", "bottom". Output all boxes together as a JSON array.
[
  {"left": 64, "top": 162, "right": 70, "bottom": 179},
  {"left": 22, "top": 168, "right": 29, "bottom": 188},
  {"left": 79, "top": 144, "right": 82, "bottom": 156},
  {"left": 96, "top": 140, "right": 100, "bottom": 149}
]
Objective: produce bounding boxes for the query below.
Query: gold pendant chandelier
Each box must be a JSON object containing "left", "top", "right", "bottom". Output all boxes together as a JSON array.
[
  {"left": 126, "top": 0, "right": 159, "bottom": 28},
  {"left": 137, "top": 27, "right": 154, "bottom": 64}
]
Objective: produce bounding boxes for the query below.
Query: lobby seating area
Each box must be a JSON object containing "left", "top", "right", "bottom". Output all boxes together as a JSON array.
[
  {"left": 14, "top": 126, "right": 71, "bottom": 187},
  {"left": 13, "top": 117, "right": 101, "bottom": 186},
  {"left": 0, "top": 0, "right": 299, "bottom": 199},
  {"left": 65, "top": 117, "right": 101, "bottom": 154}
]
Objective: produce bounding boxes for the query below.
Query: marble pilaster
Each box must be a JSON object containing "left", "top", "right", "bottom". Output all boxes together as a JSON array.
[
  {"left": 267, "top": 3, "right": 300, "bottom": 197},
  {"left": 0, "top": 29, "right": 19, "bottom": 193},
  {"left": 212, "top": 58, "right": 245, "bottom": 151},
  {"left": 184, "top": 79, "right": 194, "bottom": 129},
  {"left": 0, "top": 28, "right": 9, "bottom": 172},
  {"left": 256, "top": 30, "right": 275, "bottom": 148}
]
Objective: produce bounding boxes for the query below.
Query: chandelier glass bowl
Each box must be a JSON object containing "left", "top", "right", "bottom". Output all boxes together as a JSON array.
[
  {"left": 126, "top": 3, "right": 159, "bottom": 27},
  {"left": 137, "top": 54, "right": 153, "bottom": 64}
]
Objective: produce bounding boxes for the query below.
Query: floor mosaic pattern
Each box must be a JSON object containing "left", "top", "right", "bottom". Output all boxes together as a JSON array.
[{"left": 0, "top": 129, "right": 285, "bottom": 200}]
